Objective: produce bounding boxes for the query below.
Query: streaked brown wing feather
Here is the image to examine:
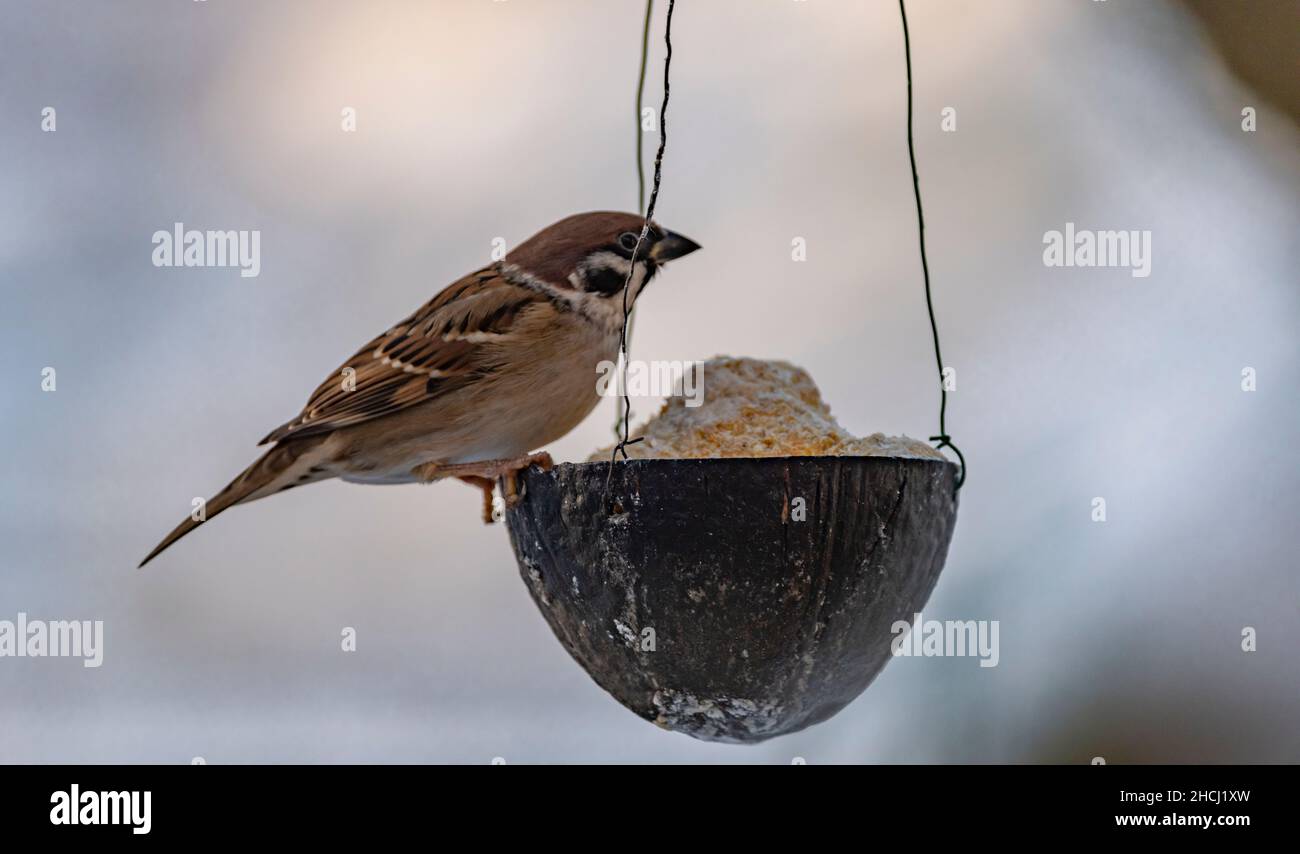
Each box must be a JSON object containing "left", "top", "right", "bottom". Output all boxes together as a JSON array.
[{"left": 259, "top": 266, "right": 543, "bottom": 444}]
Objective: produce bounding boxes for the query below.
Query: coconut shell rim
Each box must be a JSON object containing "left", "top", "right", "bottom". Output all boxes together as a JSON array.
[{"left": 537, "top": 454, "right": 959, "bottom": 476}]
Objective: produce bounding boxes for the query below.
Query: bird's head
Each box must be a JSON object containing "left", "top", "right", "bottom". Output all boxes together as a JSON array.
[{"left": 504, "top": 211, "right": 701, "bottom": 306}]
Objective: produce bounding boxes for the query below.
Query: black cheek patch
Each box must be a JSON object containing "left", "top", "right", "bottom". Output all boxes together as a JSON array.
[{"left": 585, "top": 266, "right": 627, "bottom": 297}]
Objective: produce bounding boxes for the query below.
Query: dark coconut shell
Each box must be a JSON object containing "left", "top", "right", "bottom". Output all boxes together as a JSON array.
[{"left": 505, "top": 455, "right": 959, "bottom": 744}]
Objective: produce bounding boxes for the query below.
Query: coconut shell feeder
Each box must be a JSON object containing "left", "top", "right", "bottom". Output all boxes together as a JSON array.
[
  {"left": 503, "top": 0, "right": 965, "bottom": 743},
  {"left": 507, "top": 456, "right": 958, "bottom": 743}
]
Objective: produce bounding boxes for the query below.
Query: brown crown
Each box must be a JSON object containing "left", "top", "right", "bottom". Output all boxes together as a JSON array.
[{"left": 506, "top": 211, "right": 657, "bottom": 287}]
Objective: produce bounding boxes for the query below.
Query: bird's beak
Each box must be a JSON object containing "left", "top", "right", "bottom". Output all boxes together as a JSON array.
[{"left": 649, "top": 230, "right": 702, "bottom": 263}]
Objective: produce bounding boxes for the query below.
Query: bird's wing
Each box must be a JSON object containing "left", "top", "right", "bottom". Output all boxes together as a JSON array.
[{"left": 259, "top": 266, "right": 547, "bottom": 444}]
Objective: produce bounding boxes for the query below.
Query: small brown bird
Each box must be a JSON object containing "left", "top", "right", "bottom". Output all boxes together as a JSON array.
[{"left": 140, "top": 211, "right": 700, "bottom": 567}]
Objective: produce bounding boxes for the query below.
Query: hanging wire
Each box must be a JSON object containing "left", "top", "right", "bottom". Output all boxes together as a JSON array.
[
  {"left": 899, "top": 0, "right": 966, "bottom": 489},
  {"left": 602, "top": 2, "right": 960, "bottom": 494},
  {"left": 613, "top": 0, "right": 656, "bottom": 441},
  {"left": 606, "top": 0, "right": 675, "bottom": 500}
]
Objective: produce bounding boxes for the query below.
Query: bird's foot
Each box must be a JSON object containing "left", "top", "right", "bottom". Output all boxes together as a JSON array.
[
  {"left": 454, "top": 475, "right": 496, "bottom": 523},
  {"left": 412, "top": 452, "right": 554, "bottom": 523}
]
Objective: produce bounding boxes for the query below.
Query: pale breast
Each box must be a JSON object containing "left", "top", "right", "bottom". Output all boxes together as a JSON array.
[{"left": 453, "top": 318, "right": 618, "bottom": 461}]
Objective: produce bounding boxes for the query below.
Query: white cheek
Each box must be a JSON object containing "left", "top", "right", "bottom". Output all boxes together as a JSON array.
[
  {"left": 622, "top": 262, "right": 650, "bottom": 302},
  {"left": 584, "top": 251, "right": 631, "bottom": 277}
]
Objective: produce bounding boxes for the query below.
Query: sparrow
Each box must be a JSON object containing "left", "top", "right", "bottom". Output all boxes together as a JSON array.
[{"left": 140, "top": 211, "right": 701, "bottom": 567}]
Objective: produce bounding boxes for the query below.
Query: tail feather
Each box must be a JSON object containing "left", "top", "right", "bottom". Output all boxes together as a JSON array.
[{"left": 139, "top": 440, "right": 325, "bottom": 568}]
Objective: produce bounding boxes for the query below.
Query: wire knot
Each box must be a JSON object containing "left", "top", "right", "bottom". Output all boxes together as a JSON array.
[
  {"left": 613, "top": 436, "right": 645, "bottom": 460},
  {"left": 928, "top": 434, "right": 966, "bottom": 490}
]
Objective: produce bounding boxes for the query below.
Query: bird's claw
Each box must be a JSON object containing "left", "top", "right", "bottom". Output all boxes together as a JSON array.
[{"left": 425, "top": 452, "right": 553, "bottom": 524}]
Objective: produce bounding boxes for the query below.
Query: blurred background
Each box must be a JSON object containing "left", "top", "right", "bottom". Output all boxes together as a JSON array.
[{"left": 2, "top": 0, "right": 1296, "bottom": 763}]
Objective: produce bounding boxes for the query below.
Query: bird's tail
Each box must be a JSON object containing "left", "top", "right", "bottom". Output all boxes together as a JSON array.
[{"left": 139, "top": 439, "right": 326, "bottom": 568}]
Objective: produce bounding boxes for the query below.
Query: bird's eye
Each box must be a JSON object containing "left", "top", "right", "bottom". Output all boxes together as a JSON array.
[{"left": 618, "top": 232, "right": 640, "bottom": 252}]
